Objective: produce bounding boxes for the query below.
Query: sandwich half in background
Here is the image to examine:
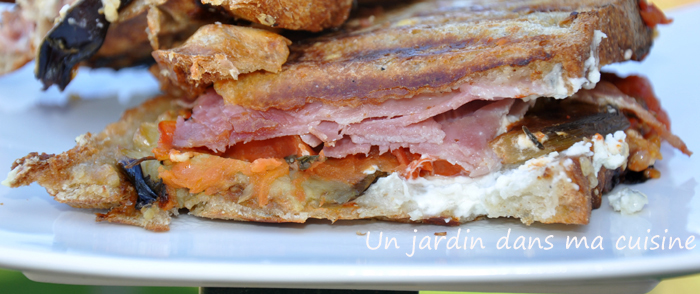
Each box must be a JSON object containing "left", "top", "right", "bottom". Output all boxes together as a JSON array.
[
  {"left": 2, "top": 0, "right": 691, "bottom": 231},
  {"left": 0, "top": 0, "right": 354, "bottom": 88}
]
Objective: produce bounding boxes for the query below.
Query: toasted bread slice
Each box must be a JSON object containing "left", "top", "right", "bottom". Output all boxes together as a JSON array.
[
  {"left": 204, "top": 0, "right": 653, "bottom": 110},
  {"left": 202, "top": 0, "right": 354, "bottom": 32},
  {"left": 3, "top": 97, "right": 180, "bottom": 231},
  {"left": 152, "top": 24, "right": 292, "bottom": 98}
]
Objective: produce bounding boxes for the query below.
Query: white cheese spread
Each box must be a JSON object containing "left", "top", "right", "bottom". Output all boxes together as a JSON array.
[
  {"left": 355, "top": 131, "right": 628, "bottom": 222},
  {"left": 568, "top": 30, "right": 607, "bottom": 92},
  {"left": 608, "top": 187, "right": 648, "bottom": 215}
]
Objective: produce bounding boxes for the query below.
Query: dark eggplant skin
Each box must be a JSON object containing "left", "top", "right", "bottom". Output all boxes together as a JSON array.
[
  {"left": 284, "top": 155, "right": 321, "bottom": 170},
  {"left": 118, "top": 158, "right": 164, "bottom": 209},
  {"left": 35, "top": 0, "right": 133, "bottom": 90},
  {"left": 490, "top": 99, "right": 631, "bottom": 165}
]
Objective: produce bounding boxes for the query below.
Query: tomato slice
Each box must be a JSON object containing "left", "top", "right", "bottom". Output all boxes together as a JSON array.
[
  {"left": 639, "top": 1, "right": 672, "bottom": 28},
  {"left": 153, "top": 120, "right": 177, "bottom": 160},
  {"left": 224, "top": 136, "right": 316, "bottom": 162}
]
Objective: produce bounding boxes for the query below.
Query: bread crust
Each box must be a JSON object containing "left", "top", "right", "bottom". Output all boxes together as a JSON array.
[
  {"left": 152, "top": 24, "right": 291, "bottom": 98},
  {"left": 89, "top": 0, "right": 213, "bottom": 68},
  {"left": 6, "top": 96, "right": 175, "bottom": 203},
  {"left": 215, "top": 0, "right": 653, "bottom": 111},
  {"left": 201, "top": 0, "right": 354, "bottom": 32}
]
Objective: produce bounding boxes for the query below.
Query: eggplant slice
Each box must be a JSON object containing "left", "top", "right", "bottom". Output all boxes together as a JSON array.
[
  {"left": 35, "top": 0, "right": 133, "bottom": 90},
  {"left": 490, "top": 99, "right": 631, "bottom": 165}
]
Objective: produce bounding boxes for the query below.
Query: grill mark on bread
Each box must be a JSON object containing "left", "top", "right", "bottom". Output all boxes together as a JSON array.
[
  {"left": 217, "top": 42, "right": 557, "bottom": 110},
  {"left": 215, "top": 0, "right": 652, "bottom": 111}
]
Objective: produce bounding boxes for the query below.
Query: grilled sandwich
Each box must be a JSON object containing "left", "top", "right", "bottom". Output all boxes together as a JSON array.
[
  {"left": 0, "top": 0, "right": 354, "bottom": 89},
  {"left": 2, "top": 0, "right": 690, "bottom": 231}
]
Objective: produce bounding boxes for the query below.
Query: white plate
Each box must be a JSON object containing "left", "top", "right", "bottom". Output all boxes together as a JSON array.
[{"left": 0, "top": 5, "right": 699, "bottom": 294}]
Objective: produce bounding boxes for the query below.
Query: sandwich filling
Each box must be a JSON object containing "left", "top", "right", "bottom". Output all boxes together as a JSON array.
[
  {"left": 169, "top": 27, "right": 607, "bottom": 178},
  {"left": 173, "top": 89, "right": 529, "bottom": 177},
  {"left": 356, "top": 131, "right": 628, "bottom": 223},
  {"left": 138, "top": 74, "right": 685, "bottom": 227}
]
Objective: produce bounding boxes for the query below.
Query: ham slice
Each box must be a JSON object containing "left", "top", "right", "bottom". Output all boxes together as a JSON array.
[
  {"left": 170, "top": 75, "right": 690, "bottom": 177},
  {"left": 174, "top": 83, "right": 505, "bottom": 151},
  {"left": 324, "top": 99, "right": 520, "bottom": 177},
  {"left": 571, "top": 81, "right": 691, "bottom": 156},
  {"left": 173, "top": 87, "right": 530, "bottom": 176}
]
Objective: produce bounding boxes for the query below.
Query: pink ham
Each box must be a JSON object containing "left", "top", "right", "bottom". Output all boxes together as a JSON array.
[
  {"left": 344, "top": 118, "right": 445, "bottom": 145},
  {"left": 175, "top": 83, "right": 509, "bottom": 151},
  {"left": 173, "top": 87, "right": 529, "bottom": 176},
  {"left": 323, "top": 99, "right": 523, "bottom": 176}
]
